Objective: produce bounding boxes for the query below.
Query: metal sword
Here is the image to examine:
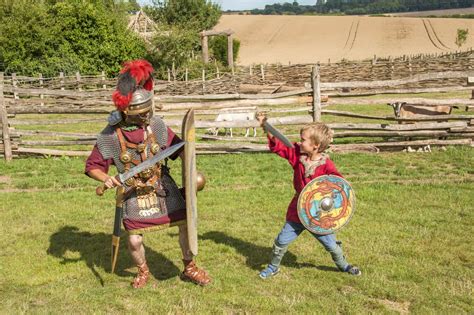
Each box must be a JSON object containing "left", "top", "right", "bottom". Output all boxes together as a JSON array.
[
  {"left": 264, "top": 121, "right": 294, "bottom": 148},
  {"left": 96, "top": 141, "right": 185, "bottom": 196}
]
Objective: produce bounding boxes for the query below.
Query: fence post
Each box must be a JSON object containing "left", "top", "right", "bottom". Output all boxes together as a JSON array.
[
  {"left": 202, "top": 69, "right": 206, "bottom": 92},
  {"left": 60, "top": 72, "right": 65, "bottom": 90},
  {"left": 0, "top": 73, "right": 12, "bottom": 161},
  {"left": 249, "top": 65, "right": 253, "bottom": 76},
  {"left": 12, "top": 73, "right": 18, "bottom": 100},
  {"left": 260, "top": 64, "right": 265, "bottom": 81},
  {"left": 311, "top": 64, "right": 321, "bottom": 122},
  {"left": 172, "top": 62, "right": 176, "bottom": 81},
  {"left": 227, "top": 34, "right": 234, "bottom": 69},
  {"left": 76, "top": 71, "right": 82, "bottom": 91},
  {"left": 408, "top": 57, "right": 412, "bottom": 77},
  {"left": 201, "top": 33, "right": 209, "bottom": 64},
  {"left": 101, "top": 71, "right": 106, "bottom": 89},
  {"left": 185, "top": 68, "right": 188, "bottom": 83},
  {"left": 39, "top": 73, "right": 44, "bottom": 106}
]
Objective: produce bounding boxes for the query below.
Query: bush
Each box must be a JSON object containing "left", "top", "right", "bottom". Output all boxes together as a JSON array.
[
  {"left": 0, "top": 1, "right": 146, "bottom": 76},
  {"left": 209, "top": 36, "right": 240, "bottom": 67}
]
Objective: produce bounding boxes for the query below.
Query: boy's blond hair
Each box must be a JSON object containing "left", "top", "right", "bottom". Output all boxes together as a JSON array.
[{"left": 300, "top": 123, "right": 334, "bottom": 152}]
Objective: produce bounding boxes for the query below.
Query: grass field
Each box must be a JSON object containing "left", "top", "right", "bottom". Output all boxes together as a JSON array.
[{"left": 0, "top": 144, "right": 473, "bottom": 313}]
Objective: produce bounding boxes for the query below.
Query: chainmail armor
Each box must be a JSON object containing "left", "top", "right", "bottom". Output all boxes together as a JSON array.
[{"left": 96, "top": 116, "right": 185, "bottom": 222}]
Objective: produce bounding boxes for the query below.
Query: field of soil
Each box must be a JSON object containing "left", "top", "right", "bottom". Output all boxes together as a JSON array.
[
  {"left": 214, "top": 15, "right": 474, "bottom": 64},
  {"left": 389, "top": 7, "right": 474, "bottom": 17}
]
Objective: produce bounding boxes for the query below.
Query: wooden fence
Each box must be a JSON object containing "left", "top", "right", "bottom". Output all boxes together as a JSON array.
[{"left": 1, "top": 65, "right": 473, "bottom": 160}]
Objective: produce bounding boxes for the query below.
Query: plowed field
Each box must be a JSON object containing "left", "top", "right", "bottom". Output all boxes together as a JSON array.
[{"left": 214, "top": 15, "right": 474, "bottom": 64}]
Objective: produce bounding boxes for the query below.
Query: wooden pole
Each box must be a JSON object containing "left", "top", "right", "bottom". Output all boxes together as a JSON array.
[
  {"left": 260, "top": 64, "right": 265, "bottom": 81},
  {"left": 227, "top": 34, "right": 234, "bottom": 68},
  {"left": 201, "top": 34, "right": 209, "bottom": 64},
  {"left": 59, "top": 72, "right": 65, "bottom": 90},
  {"left": 39, "top": 73, "right": 44, "bottom": 106},
  {"left": 202, "top": 69, "right": 205, "bottom": 92},
  {"left": 311, "top": 65, "right": 321, "bottom": 122},
  {"left": 0, "top": 73, "right": 12, "bottom": 161},
  {"left": 172, "top": 62, "right": 176, "bottom": 81},
  {"left": 12, "top": 73, "right": 18, "bottom": 100},
  {"left": 101, "top": 71, "right": 106, "bottom": 89},
  {"left": 185, "top": 68, "right": 188, "bottom": 82},
  {"left": 76, "top": 71, "right": 82, "bottom": 91}
]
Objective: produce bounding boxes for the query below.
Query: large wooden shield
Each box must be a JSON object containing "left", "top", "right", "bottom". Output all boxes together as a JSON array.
[
  {"left": 297, "top": 175, "right": 355, "bottom": 235},
  {"left": 182, "top": 109, "right": 198, "bottom": 256}
]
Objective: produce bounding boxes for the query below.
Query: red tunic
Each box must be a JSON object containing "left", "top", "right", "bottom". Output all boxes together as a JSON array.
[
  {"left": 268, "top": 135, "right": 343, "bottom": 223},
  {"left": 85, "top": 126, "right": 185, "bottom": 232}
]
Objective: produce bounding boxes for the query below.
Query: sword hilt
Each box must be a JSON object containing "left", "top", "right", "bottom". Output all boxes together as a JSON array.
[{"left": 96, "top": 184, "right": 108, "bottom": 196}]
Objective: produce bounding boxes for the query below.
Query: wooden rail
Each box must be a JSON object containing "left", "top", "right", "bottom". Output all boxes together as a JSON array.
[{"left": 1, "top": 64, "right": 473, "bottom": 158}]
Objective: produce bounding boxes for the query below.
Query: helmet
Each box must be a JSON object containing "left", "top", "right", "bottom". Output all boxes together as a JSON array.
[{"left": 112, "top": 59, "right": 154, "bottom": 115}]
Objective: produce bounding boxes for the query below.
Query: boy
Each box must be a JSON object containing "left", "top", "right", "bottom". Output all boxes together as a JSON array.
[{"left": 256, "top": 113, "right": 361, "bottom": 279}]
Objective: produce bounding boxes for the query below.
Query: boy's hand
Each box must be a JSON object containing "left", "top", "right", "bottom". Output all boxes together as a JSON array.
[{"left": 256, "top": 112, "right": 267, "bottom": 127}]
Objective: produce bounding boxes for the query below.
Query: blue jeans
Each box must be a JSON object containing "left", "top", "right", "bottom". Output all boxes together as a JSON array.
[{"left": 270, "top": 221, "right": 349, "bottom": 271}]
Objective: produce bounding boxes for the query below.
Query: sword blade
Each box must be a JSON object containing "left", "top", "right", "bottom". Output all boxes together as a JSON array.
[
  {"left": 264, "top": 121, "right": 294, "bottom": 148},
  {"left": 118, "top": 142, "right": 185, "bottom": 183}
]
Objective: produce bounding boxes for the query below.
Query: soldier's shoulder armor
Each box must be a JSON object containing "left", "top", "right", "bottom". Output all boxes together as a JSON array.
[
  {"left": 96, "top": 125, "right": 119, "bottom": 160},
  {"left": 149, "top": 116, "right": 168, "bottom": 147}
]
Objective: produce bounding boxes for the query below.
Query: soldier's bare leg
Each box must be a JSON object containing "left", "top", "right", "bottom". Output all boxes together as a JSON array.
[{"left": 128, "top": 234, "right": 149, "bottom": 288}]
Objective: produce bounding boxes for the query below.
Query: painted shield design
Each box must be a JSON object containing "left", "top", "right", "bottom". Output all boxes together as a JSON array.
[{"left": 297, "top": 175, "right": 355, "bottom": 235}]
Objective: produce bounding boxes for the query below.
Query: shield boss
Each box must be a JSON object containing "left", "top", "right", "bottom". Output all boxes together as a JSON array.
[{"left": 297, "top": 175, "right": 355, "bottom": 235}]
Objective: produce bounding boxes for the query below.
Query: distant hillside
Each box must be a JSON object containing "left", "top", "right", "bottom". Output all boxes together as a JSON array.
[
  {"left": 247, "top": 1, "right": 474, "bottom": 16},
  {"left": 214, "top": 15, "right": 474, "bottom": 65}
]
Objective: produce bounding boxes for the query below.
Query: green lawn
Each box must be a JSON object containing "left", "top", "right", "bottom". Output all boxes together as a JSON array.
[{"left": 0, "top": 147, "right": 473, "bottom": 313}]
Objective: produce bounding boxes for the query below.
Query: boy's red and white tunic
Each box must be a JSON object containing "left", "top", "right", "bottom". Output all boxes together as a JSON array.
[
  {"left": 85, "top": 124, "right": 185, "bottom": 233},
  {"left": 268, "top": 135, "right": 343, "bottom": 224}
]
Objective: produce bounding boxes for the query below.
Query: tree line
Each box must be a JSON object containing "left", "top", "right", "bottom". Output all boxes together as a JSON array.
[
  {"left": 248, "top": 0, "right": 474, "bottom": 15},
  {"left": 0, "top": 0, "right": 238, "bottom": 79}
]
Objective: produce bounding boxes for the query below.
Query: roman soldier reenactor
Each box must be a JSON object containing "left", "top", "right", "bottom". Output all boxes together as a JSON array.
[{"left": 85, "top": 60, "right": 211, "bottom": 288}]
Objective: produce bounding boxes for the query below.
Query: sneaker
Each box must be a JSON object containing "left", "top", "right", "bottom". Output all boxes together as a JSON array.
[
  {"left": 345, "top": 265, "right": 361, "bottom": 276},
  {"left": 259, "top": 264, "right": 279, "bottom": 279}
]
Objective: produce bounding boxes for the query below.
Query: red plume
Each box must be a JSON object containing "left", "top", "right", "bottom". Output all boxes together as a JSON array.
[
  {"left": 112, "top": 90, "right": 133, "bottom": 111},
  {"left": 113, "top": 59, "right": 154, "bottom": 110},
  {"left": 120, "top": 59, "right": 154, "bottom": 86}
]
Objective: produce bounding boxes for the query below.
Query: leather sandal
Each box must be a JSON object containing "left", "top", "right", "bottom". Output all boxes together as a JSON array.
[
  {"left": 131, "top": 262, "right": 150, "bottom": 289},
  {"left": 180, "top": 260, "right": 211, "bottom": 286}
]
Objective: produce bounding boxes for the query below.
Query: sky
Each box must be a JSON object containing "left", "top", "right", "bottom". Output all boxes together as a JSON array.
[{"left": 137, "top": 1, "right": 316, "bottom": 11}]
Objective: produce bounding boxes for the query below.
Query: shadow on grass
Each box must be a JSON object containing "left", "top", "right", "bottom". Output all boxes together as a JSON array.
[
  {"left": 201, "top": 231, "right": 339, "bottom": 272},
  {"left": 47, "top": 226, "right": 181, "bottom": 286}
]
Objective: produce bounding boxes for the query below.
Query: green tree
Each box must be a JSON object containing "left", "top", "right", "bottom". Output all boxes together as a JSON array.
[
  {"left": 144, "top": 0, "right": 233, "bottom": 79},
  {"left": 146, "top": 0, "right": 221, "bottom": 31},
  {"left": 0, "top": 0, "right": 146, "bottom": 76},
  {"left": 455, "top": 28, "right": 469, "bottom": 47},
  {"left": 209, "top": 36, "right": 240, "bottom": 66}
]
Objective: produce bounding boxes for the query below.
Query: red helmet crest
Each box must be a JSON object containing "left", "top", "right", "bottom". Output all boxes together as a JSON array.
[{"left": 112, "top": 59, "right": 154, "bottom": 111}]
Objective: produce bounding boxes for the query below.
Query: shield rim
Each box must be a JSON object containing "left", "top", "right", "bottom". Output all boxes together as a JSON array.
[
  {"left": 182, "top": 109, "right": 198, "bottom": 256},
  {"left": 297, "top": 175, "right": 356, "bottom": 235}
]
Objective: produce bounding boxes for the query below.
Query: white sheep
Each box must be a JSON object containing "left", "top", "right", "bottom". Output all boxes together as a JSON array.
[{"left": 210, "top": 107, "right": 257, "bottom": 137}]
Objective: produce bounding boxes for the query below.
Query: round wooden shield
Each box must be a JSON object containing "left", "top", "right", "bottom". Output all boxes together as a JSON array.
[{"left": 297, "top": 175, "right": 355, "bottom": 235}]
